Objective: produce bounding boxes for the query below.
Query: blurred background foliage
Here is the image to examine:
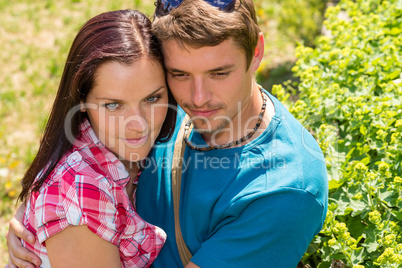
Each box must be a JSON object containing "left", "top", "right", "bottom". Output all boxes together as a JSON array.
[{"left": 0, "top": 0, "right": 328, "bottom": 265}]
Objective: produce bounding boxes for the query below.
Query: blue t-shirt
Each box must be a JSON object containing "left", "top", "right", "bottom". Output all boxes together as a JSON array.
[{"left": 136, "top": 90, "right": 328, "bottom": 267}]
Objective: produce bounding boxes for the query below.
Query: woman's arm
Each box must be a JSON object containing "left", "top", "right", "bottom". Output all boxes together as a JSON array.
[{"left": 46, "top": 225, "right": 121, "bottom": 268}]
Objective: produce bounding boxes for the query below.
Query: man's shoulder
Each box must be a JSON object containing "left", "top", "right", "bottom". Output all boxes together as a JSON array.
[{"left": 237, "top": 93, "right": 328, "bottom": 207}]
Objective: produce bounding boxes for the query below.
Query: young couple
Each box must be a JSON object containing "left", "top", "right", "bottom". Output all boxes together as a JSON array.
[{"left": 6, "top": 0, "right": 328, "bottom": 267}]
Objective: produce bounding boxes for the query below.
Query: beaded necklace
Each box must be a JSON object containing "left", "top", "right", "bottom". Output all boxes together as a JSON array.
[{"left": 183, "top": 86, "right": 267, "bottom": 151}]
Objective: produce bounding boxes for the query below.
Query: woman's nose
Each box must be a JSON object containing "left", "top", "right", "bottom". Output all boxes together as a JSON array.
[
  {"left": 120, "top": 106, "right": 148, "bottom": 133},
  {"left": 124, "top": 114, "right": 148, "bottom": 132}
]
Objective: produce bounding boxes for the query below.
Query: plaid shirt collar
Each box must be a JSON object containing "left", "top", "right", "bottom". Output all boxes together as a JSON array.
[{"left": 74, "top": 119, "right": 131, "bottom": 188}]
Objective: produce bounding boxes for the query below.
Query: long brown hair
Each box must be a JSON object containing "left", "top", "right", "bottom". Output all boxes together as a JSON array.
[{"left": 19, "top": 9, "right": 176, "bottom": 202}]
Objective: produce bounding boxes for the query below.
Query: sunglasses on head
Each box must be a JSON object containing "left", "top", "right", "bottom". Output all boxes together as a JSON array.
[{"left": 154, "top": 0, "right": 241, "bottom": 17}]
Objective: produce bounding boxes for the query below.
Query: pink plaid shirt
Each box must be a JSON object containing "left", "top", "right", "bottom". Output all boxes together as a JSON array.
[{"left": 22, "top": 119, "right": 166, "bottom": 267}]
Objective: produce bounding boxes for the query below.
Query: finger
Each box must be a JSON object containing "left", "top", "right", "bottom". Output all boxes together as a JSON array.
[
  {"left": 8, "top": 247, "right": 37, "bottom": 268},
  {"left": 11, "top": 203, "right": 34, "bottom": 244},
  {"left": 6, "top": 258, "right": 16, "bottom": 268},
  {"left": 9, "top": 217, "right": 35, "bottom": 244},
  {"left": 6, "top": 230, "right": 41, "bottom": 267}
]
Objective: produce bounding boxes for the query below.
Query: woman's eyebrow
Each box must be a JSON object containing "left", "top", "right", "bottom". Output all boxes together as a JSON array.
[
  {"left": 95, "top": 97, "right": 122, "bottom": 101},
  {"left": 145, "top": 86, "right": 166, "bottom": 97},
  {"left": 95, "top": 86, "right": 166, "bottom": 101}
]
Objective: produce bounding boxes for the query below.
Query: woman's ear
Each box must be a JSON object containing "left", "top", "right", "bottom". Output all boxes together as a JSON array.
[{"left": 250, "top": 32, "right": 265, "bottom": 73}]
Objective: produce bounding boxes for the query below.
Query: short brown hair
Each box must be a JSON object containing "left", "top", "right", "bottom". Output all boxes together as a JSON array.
[{"left": 152, "top": 0, "right": 261, "bottom": 69}]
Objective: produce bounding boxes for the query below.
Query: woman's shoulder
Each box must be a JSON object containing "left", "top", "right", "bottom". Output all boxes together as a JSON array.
[
  {"left": 45, "top": 149, "right": 114, "bottom": 193},
  {"left": 26, "top": 150, "right": 129, "bottom": 247}
]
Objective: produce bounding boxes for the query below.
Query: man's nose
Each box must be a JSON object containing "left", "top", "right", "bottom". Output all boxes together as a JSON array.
[{"left": 191, "top": 77, "right": 212, "bottom": 108}]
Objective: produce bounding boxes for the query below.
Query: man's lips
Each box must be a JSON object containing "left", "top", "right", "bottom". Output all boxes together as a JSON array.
[{"left": 189, "top": 108, "right": 220, "bottom": 118}]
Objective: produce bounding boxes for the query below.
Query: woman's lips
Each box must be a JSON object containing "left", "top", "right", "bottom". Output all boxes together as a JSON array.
[{"left": 122, "top": 135, "right": 148, "bottom": 146}]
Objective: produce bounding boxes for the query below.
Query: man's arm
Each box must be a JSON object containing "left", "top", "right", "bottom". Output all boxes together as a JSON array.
[
  {"left": 6, "top": 203, "right": 42, "bottom": 268},
  {"left": 189, "top": 190, "right": 325, "bottom": 268}
]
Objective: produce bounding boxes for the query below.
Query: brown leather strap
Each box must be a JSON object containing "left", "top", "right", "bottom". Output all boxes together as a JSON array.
[{"left": 171, "top": 115, "right": 193, "bottom": 266}]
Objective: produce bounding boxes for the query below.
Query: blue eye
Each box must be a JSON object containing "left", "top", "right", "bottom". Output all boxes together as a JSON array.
[
  {"left": 146, "top": 95, "right": 160, "bottom": 103},
  {"left": 105, "top": 103, "right": 120, "bottom": 111}
]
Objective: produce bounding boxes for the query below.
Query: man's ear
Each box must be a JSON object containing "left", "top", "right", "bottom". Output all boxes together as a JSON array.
[{"left": 250, "top": 32, "right": 265, "bottom": 73}]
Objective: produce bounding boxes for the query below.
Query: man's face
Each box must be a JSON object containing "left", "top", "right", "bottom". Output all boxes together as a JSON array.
[{"left": 162, "top": 38, "right": 257, "bottom": 140}]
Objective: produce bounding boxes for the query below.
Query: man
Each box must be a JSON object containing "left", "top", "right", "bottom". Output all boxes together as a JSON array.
[{"left": 7, "top": 0, "right": 328, "bottom": 267}]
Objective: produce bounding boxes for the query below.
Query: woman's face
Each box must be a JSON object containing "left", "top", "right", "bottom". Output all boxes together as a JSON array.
[{"left": 83, "top": 59, "right": 169, "bottom": 162}]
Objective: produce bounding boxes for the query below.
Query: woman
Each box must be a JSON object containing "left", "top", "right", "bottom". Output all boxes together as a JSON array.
[{"left": 13, "top": 9, "right": 176, "bottom": 267}]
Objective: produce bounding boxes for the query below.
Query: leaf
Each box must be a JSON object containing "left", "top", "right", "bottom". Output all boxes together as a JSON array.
[
  {"left": 349, "top": 199, "right": 369, "bottom": 217},
  {"left": 317, "top": 261, "right": 331, "bottom": 268},
  {"left": 389, "top": 27, "right": 402, "bottom": 36},
  {"left": 360, "top": 125, "right": 367, "bottom": 136},
  {"left": 387, "top": 69, "right": 401, "bottom": 80},
  {"left": 328, "top": 164, "right": 344, "bottom": 189},
  {"left": 378, "top": 190, "right": 398, "bottom": 207},
  {"left": 363, "top": 239, "right": 379, "bottom": 253},
  {"left": 341, "top": 147, "right": 355, "bottom": 169},
  {"left": 390, "top": 211, "right": 402, "bottom": 221},
  {"left": 361, "top": 225, "right": 380, "bottom": 253},
  {"left": 329, "top": 177, "right": 344, "bottom": 190},
  {"left": 347, "top": 216, "right": 366, "bottom": 238},
  {"left": 330, "top": 191, "right": 351, "bottom": 215},
  {"left": 351, "top": 247, "right": 365, "bottom": 265},
  {"left": 360, "top": 156, "right": 371, "bottom": 165}
]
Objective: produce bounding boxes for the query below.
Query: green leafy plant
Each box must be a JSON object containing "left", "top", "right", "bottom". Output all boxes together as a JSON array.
[
  {"left": 273, "top": 0, "right": 402, "bottom": 266},
  {"left": 255, "top": 0, "right": 327, "bottom": 90}
]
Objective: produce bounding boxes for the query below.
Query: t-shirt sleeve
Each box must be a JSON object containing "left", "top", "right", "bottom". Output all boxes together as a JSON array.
[
  {"left": 190, "top": 189, "right": 325, "bottom": 268},
  {"left": 34, "top": 171, "right": 121, "bottom": 246}
]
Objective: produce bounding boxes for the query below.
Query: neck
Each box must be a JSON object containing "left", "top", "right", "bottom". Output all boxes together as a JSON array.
[
  {"left": 122, "top": 160, "right": 140, "bottom": 178},
  {"left": 202, "top": 83, "right": 272, "bottom": 147},
  {"left": 121, "top": 160, "right": 140, "bottom": 207}
]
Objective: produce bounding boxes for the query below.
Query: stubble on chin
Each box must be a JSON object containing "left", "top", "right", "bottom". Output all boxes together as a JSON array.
[{"left": 192, "top": 117, "right": 231, "bottom": 136}]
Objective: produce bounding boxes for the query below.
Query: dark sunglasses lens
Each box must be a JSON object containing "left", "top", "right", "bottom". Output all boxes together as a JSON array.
[
  {"left": 204, "top": 0, "right": 236, "bottom": 11},
  {"left": 156, "top": 0, "right": 237, "bottom": 17},
  {"left": 155, "top": 0, "right": 183, "bottom": 16}
]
